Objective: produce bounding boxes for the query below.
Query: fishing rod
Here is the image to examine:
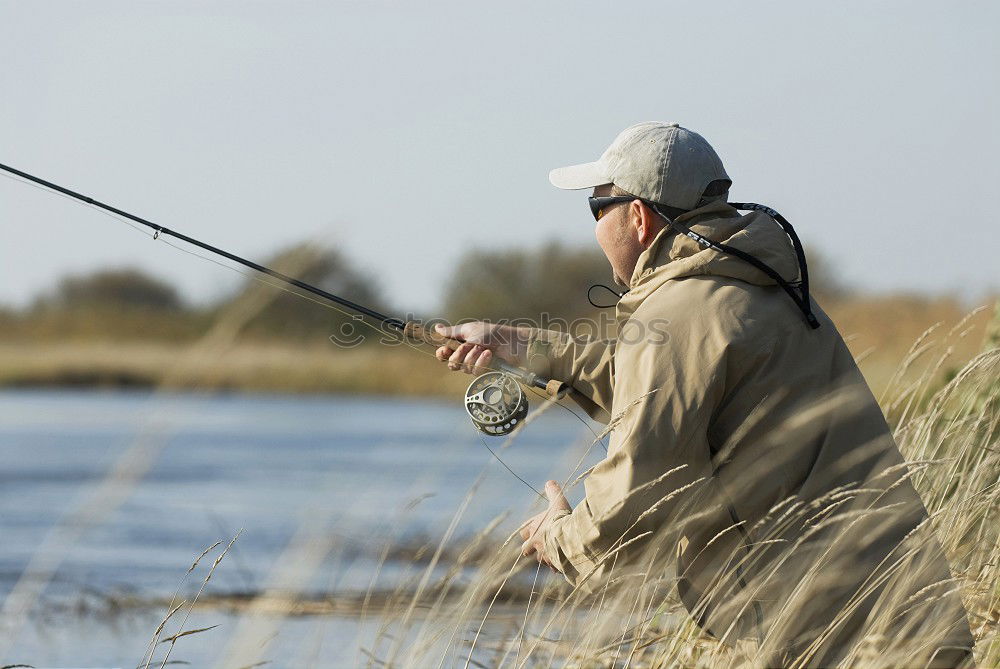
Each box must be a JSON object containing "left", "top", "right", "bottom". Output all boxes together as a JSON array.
[{"left": 0, "top": 162, "right": 567, "bottom": 434}]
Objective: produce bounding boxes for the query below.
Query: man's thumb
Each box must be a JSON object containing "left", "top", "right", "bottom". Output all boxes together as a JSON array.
[
  {"left": 545, "top": 480, "right": 569, "bottom": 509},
  {"left": 434, "top": 323, "right": 462, "bottom": 341}
]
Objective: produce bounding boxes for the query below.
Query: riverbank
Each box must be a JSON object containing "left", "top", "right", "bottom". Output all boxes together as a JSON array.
[
  {"left": 0, "top": 342, "right": 470, "bottom": 397},
  {"left": 0, "top": 297, "right": 995, "bottom": 398}
]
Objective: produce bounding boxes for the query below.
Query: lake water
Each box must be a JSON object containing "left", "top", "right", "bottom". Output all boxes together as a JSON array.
[{"left": 0, "top": 389, "right": 605, "bottom": 667}]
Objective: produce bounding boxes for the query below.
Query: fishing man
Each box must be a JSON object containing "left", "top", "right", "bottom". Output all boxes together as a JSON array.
[{"left": 435, "top": 122, "right": 974, "bottom": 667}]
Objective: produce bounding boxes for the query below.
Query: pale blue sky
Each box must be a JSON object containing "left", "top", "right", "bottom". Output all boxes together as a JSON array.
[{"left": 1, "top": 0, "right": 997, "bottom": 313}]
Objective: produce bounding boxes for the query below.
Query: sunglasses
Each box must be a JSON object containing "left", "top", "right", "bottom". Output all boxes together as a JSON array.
[{"left": 588, "top": 196, "right": 638, "bottom": 221}]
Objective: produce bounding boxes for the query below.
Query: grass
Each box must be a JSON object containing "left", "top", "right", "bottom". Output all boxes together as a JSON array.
[
  {"left": 2, "top": 297, "right": 997, "bottom": 667},
  {"left": 263, "top": 305, "right": 1000, "bottom": 667},
  {"left": 824, "top": 295, "right": 995, "bottom": 399},
  {"left": 129, "top": 303, "right": 1000, "bottom": 668},
  {"left": 0, "top": 341, "right": 470, "bottom": 396},
  {"left": 0, "top": 295, "right": 995, "bottom": 401}
]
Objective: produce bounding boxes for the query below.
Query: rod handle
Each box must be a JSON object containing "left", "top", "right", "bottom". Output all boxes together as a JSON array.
[{"left": 402, "top": 321, "right": 567, "bottom": 398}]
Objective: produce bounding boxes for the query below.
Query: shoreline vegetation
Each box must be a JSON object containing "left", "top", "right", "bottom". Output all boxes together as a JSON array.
[
  {"left": 0, "top": 342, "right": 470, "bottom": 397},
  {"left": 4, "top": 251, "right": 998, "bottom": 666},
  {"left": 0, "top": 296, "right": 994, "bottom": 400},
  {"left": 0, "top": 246, "right": 996, "bottom": 399},
  {"left": 19, "top": 315, "right": 999, "bottom": 666}
]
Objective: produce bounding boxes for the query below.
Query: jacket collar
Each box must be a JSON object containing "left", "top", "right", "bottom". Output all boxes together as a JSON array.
[
  {"left": 627, "top": 200, "right": 742, "bottom": 289},
  {"left": 615, "top": 200, "right": 801, "bottom": 324}
]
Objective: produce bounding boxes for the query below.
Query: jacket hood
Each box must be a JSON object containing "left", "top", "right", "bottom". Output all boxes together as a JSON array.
[{"left": 627, "top": 200, "right": 801, "bottom": 296}]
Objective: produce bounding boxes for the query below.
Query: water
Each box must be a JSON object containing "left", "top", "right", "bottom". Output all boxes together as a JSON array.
[{"left": 0, "top": 389, "right": 604, "bottom": 667}]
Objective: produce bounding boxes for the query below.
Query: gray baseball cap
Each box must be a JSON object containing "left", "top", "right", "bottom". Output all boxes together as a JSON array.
[{"left": 549, "top": 121, "right": 730, "bottom": 211}]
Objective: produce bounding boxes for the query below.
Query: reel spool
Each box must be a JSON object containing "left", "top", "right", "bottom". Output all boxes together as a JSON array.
[{"left": 465, "top": 371, "right": 529, "bottom": 435}]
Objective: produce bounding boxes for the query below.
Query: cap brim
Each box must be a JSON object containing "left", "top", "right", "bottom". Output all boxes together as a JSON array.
[{"left": 548, "top": 161, "right": 611, "bottom": 190}]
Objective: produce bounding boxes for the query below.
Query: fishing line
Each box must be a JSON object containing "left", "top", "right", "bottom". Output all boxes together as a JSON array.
[
  {"left": 478, "top": 436, "right": 543, "bottom": 497},
  {"left": 158, "top": 234, "right": 422, "bottom": 350},
  {"left": 1, "top": 165, "right": 612, "bottom": 442},
  {"left": 521, "top": 383, "right": 608, "bottom": 452},
  {"left": 11, "top": 163, "right": 599, "bottom": 474},
  {"left": 161, "top": 236, "right": 421, "bottom": 349},
  {"left": 1, "top": 162, "right": 608, "bottom": 492},
  {"left": 148, "top": 203, "right": 606, "bottom": 450},
  {"left": 4, "top": 160, "right": 580, "bottom": 425},
  {"left": 0, "top": 169, "right": 157, "bottom": 240},
  {"left": 0, "top": 166, "right": 429, "bottom": 354}
]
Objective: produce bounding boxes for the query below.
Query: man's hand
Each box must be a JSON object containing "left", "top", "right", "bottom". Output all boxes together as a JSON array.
[
  {"left": 433, "top": 322, "right": 531, "bottom": 374},
  {"left": 520, "top": 480, "right": 571, "bottom": 571}
]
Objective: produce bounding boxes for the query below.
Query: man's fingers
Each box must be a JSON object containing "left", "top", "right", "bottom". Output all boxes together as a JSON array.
[
  {"left": 467, "top": 348, "right": 492, "bottom": 374},
  {"left": 521, "top": 539, "right": 537, "bottom": 557},
  {"left": 461, "top": 345, "right": 485, "bottom": 374},
  {"left": 447, "top": 342, "right": 475, "bottom": 371},
  {"left": 519, "top": 514, "right": 541, "bottom": 540},
  {"left": 435, "top": 323, "right": 465, "bottom": 363},
  {"left": 444, "top": 341, "right": 496, "bottom": 375}
]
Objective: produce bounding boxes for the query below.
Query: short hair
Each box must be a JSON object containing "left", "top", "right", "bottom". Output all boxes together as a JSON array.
[{"left": 611, "top": 178, "right": 731, "bottom": 219}]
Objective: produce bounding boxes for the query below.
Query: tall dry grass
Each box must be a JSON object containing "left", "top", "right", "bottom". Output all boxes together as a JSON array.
[
  {"left": 170, "top": 303, "right": 998, "bottom": 668},
  {"left": 4, "top": 299, "right": 996, "bottom": 667},
  {"left": 1, "top": 294, "right": 993, "bottom": 400}
]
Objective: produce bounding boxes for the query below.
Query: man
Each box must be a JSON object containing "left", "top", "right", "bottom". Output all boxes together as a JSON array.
[{"left": 435, "top": 122, "right": 974, "bottom": 667}]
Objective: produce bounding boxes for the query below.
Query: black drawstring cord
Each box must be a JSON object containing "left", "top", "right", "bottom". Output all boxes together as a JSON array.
[
  {"left": 729, "top": 202, "right": 814, "bottom": 324},
  {"left": 585, "top": 202, "right": 817, "bottom": 328},
  {"left": 651, "top": 202, "right": 820, "bottom": 329},
  {"left": 587, "top": 283, "right": 627, "bottom": 309}
]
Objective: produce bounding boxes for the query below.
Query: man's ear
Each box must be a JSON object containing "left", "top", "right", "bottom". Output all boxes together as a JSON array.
[{"left": 632, "top": 200, "right": 659, "bottom": 246}]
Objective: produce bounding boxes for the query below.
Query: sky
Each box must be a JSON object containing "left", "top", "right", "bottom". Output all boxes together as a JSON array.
[{"left": 1, "top": 0, "right": 997, "bottom": 314}]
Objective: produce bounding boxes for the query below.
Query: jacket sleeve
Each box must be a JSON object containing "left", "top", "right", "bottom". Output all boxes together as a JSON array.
[
  {"left": 526, "top": 329, "right": 617, "bottom": 423},
  {"left": 540, "top": 311, "right": 725, "bottom": 588}
]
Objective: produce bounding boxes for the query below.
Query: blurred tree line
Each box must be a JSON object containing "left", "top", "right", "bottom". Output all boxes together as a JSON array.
[
  {"left": 0, "top": 243, "right": 389, "bottom": 344},
  {"left": 0, "top": 238, "right": 850, "bottom": 344},
  {"left": 441, "top": 241, "right": 611, "bottom": 324}
]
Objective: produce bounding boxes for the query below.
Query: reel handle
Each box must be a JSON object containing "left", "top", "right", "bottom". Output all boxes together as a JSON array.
[{"left": 402, "top": 321, "right": 567, "bottom": 399}]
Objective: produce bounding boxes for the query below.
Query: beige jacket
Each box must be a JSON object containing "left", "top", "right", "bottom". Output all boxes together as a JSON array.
[{"left": 527, "top": 201, "right": 973, "bottom": 666}]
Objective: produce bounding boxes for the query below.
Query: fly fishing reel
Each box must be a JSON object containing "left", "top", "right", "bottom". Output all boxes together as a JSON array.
[{"left": 465, "top": 371, "right": 529, "bottom": 435}]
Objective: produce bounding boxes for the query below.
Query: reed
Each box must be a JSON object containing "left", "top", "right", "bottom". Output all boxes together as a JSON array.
[
  {"left": 0, "top": 295, "right": 993, "bottom": 400},
  {"left": 4, "top": 298, "right": 996, "bottom": 667},
  {"left": 186, "top": 303, "right": 999, "bottom": 668}
]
